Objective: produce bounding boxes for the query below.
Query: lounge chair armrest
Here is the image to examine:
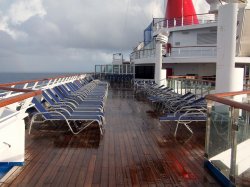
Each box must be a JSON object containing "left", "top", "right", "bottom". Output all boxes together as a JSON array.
[
  {"left": 61, "top": 98, "right": 80, "bottom": 105},
  {"left": 57, "top": 101, "right": 77, "bottom": 108},
  {"left": 31, "top": 110, "right": 69, "bottom": 122}
]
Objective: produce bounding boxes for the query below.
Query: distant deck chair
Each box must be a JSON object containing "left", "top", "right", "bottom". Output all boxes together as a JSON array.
[
  {"left": 159, "top": 107, "right": 207, "bottom": 137},
  {"left": 59, "top": 84, "right": 107, "bottom": 100},
  {"left": 29, "top": 98, "right": 104, "bottom": 135},
  {"left": 149, "top": 92, "right": 194, "bottom": 111},
  {"left": 52, "top": 86, "right": 104, "bottom": 108},
  {"left": 44, "top": 90, "right": 103, "bottom": 112},
  {"left": 162, "top": 96, "right": 205, "bottom": 113},
  {"left": 46, "top": 89, "right": 104, "bottom": 111},
  {"left": 41, "top": 91, "right": 105, "bottom": 120}
]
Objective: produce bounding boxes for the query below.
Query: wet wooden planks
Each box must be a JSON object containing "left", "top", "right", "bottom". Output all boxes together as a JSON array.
[{"left": 0, "top": 89, "right": 221, "bottom": 187}]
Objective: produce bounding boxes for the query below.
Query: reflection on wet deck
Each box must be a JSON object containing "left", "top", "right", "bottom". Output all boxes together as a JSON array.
[{"left": 0, "top": 89, "right": 221, "bottom": 186}]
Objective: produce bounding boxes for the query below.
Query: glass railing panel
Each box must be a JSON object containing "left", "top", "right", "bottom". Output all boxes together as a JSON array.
[
  {"left": 170, "top": 47, "right": 217, "bottom": 58},
  {"left": 101, "top": 65, "right": 106, "bottom": 73},
  {"left": 95, "top": 65, "right": 100, "bottom": 73},
  {"left": 119, "top": 65, "right": 123, "bottom": 74},
  {"left": 131, "top": 65, "right": 134, "bottom": 75},
  {"left": 207, "top": 103, "right": 231, "bottom": 178},
  {"left": 113, "top": 65, "right": 119, "bottom": 74},
  {"left": 122, "top": 65, "right": 126, "bottom": 74},
  {"left": 234, "top": 109, "right": 250, "bottom": 184},
  {"left": 130, "top": 49, "right": 155, "bottom": 60},
  {"left": 166, "top": 78, "right": 215, "bottom": 97},
  {"left": 206, "top": 92, "right": 250, "bottom": 185},
  {"left": 108, "top": 65, "right": 113, "bottom": 73},
  {"left": 127, "top": 65, "right": 132, "bottom": 74},
  {"left": 153, "top": 14, "right": 217, "bottom": 31}
]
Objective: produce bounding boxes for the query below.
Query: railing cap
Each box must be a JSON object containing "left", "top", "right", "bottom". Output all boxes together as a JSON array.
[
  {"left": 206, "top": 90, "right": 250, "bottom": 112},
  {"left": 0, "top": 88, "right": 42, "bottom": 108}
]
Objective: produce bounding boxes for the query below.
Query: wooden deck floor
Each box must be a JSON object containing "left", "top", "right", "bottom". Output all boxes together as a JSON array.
[{"left": 0, "top": 89, "right": 221, "bottom": 187}]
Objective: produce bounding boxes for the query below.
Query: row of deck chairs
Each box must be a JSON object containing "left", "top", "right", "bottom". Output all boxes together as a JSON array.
[
  {"left": 134, "top": 80, "right": 207, "bottom": 136},
  {"left": 104, "top": 74, "right": 133, "bottom": 83},
  {"left": 29, "top": 79, "right": 109, "bottom": 135}
]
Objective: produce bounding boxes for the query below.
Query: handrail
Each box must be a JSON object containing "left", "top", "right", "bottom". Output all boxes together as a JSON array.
[
  {"left": 167, "top": 76, "right": 186, "bottom": 78},
  {"left": 0, "top": 87, "right": 34, "bottom": 93},
  {"left": 130, "top": 48, "right": 156, "bottom": 60},
  {"left": 206, "top": 90, "right": 250, "bottom": 111},
  {"left": 131, "top": 46, "right": 217, "bottom": 60},
  {"left": 167, "top": 76, "right": 216, "bottom": 83},
  {"left": 0, "top": 73, "right": 85, "bottom": 108},
  {"left": 172, "top": 45, "right": 217, "bottom": 48},
  {"left": 208, "top": 90, "right": 250, "bottom": 97},
  {"left": 153, "top": 13, "right": 217, "bottom": 29},
  {"left": 130, "top": 48, "right": 155, "bottom": 54},
  {"left": 0, "top": 88, "right": 42, "bottom": 108},
  {"left": 153, "top": 13, "right": 213, "bottom": 25},
  {"left": 0, "top": 74, "right": 81, "bottom": 87}
]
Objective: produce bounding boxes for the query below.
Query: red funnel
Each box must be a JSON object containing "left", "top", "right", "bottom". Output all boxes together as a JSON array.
[{"left": 165, "top": 0, "right": 198, "bottom": 27}]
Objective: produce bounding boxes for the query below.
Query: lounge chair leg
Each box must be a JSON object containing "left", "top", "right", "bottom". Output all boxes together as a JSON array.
[
  {"left": 184, "top": 124, "right": 193, "bottom": 134},
  {"left": 100, "top": 126, "right": 103, "bottom": 136},
  {"left": 102, "top": 118, "right": 106, "bottom": 126},
  {"left": 29, "top": 116, "right": 35, "bottom": 134},
  {"left": 174, "top": 122, "right": 179, "bottom": 137},
  {"left": 29, "top": 114, "right": 38, "bottom": 134}
]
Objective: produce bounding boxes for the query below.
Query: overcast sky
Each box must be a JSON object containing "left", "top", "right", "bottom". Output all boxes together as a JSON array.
[{"left": 0, "top": 0, "right": 208, "bottom": 73}]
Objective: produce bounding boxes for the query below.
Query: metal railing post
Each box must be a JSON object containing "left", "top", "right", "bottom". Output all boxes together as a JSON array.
[
  {"left": 229, "top": 107, "right": 239, "bottom": 183},
  {"left": 23, "top": 83, "right": 28, "bottom": 89},
  {"left": 208, "top": 82, "right": 211, "bottom": 95},
  {"left": 205, "top": 100, "right": 214, "bottom": 159},
  {"left": 185, "top": 79, "right": 187, "bottom": 94},
  {"left": 201, "top": 83, "right": 204, "bottom": 97},
  {"left": 188, "top": 79, "right": 191, "bottom": 93},
  {"left": 32, "top": 81, "right": 39, "bottom": 90},
  {"left": 176, "top": 79, "right": 179, "bottom": 94},
  {"left": 181, "top": 79, "right": 183, "bottom": 95},
  {"left": 194, "top": 80, "right": 197, "bottom": 96},
  {"left": 175, "top": 79, "right": 177, "bottom": 92}
]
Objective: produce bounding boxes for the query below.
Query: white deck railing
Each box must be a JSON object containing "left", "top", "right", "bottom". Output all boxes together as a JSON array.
[
  {"left": 153, "top": 13, "right": 217, "bottom": 31},
  {"left": 170, "top": 46, "right": 217, "bottom": 57},
  {"left": 130, "top": 46, "right": 217, "bottom": 61},
  {"left": 130, "top": 48, "right": 155, "bottom": 60}
]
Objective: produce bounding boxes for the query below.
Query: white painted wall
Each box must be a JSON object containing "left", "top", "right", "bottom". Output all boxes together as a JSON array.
[
  {"left": 171, "top": 27, "right": 217, "bottom": 47},
  {"left": 216, "top": 3, "right": 244, "bottom": 93},
  {"left": 0, "top": 116, "right": 25, "bottom": 164},
  {"left": 163, "top": 63, "right": 216, "bottom": 76},
  {"left": 155, "top": 34, "right": 168, "bottom": 85}
]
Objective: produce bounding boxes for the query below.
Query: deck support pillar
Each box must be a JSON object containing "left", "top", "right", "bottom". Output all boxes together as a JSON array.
[
  {"left": 155, "top": 33, "right": 169, "bottom": 86},
  {"left": 216, "top": 3, "right": 244, "bottom": 94}
]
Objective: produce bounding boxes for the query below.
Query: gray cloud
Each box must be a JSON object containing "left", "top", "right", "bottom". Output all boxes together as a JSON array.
[
  {"left": 0, "top": 0, "right": 208, "bottom": 73},
  {"left": 0, "top": 0, "right": 163, "bottom": 72}
]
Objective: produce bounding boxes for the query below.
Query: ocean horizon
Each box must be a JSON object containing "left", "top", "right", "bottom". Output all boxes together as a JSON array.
[{"left": 0, "top": 72, "right": 85, "bottom": 84}]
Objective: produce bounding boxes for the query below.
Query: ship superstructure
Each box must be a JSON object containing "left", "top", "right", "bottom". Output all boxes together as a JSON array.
[{"left": 130, "top": 0, "right": 250, "bottom": 94}]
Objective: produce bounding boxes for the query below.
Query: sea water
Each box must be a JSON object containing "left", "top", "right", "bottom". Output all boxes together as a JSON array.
[{"left": 0, "top": 72, "right": 80, "bottom": 84}]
